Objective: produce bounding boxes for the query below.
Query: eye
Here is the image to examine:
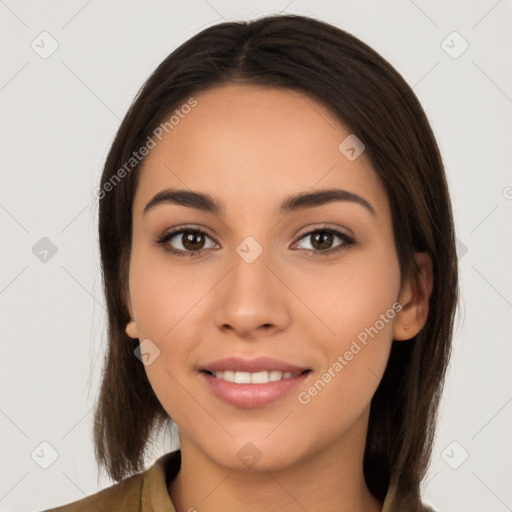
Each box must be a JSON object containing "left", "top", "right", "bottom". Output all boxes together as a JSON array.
[
  {"left": 155, "top": 226, "right": 217, "bottom": 257},
  {"left": 292, "top": 225, "right": 355, "bottom": 257},
  {"left": 155, "top": 224, "right": 356, "bottom": 258}
]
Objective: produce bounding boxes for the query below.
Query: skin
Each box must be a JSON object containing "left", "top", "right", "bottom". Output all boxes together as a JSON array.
[{"left": 125, "top": 84, "right": 433, "bottom": 512}]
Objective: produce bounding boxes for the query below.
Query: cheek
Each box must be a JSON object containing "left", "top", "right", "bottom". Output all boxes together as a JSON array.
[
  {"left": 128, "top": 244, "right": 208, "bottom": 340},
  {"left": 128, "top": 256, "right": 200, "bottom": 426},
  {"left": 127, "top": 245, "right": 213, "bottom": 412},
  {"left": 295, "top": 246, "right": 401, "bottom": 339},
  {"left": 293, "top": 249, "right": 400, "bottom": 398}
]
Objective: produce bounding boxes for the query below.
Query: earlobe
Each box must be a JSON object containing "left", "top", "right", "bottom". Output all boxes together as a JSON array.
[
  {"left": 126, "top": 319, "right": 139, "bottom": 339},
  {"left": 393, "top": 252, "right": 433, "bottom": 341},
  {"left": 124, "top": 288, "right": 138, "bottom": 339}
]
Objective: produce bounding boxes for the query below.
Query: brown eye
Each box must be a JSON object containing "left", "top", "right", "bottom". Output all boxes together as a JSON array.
[
  {"left": 156, "top": 228, "right": 217, "bottom": 257},
  {"left": 295, "top": 228, "right": 354, "bottom": 255}
]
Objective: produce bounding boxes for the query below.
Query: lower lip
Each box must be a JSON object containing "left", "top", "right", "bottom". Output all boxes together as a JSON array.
[{"left": 200, "top": 371, "right": 311, "bottom": 408}]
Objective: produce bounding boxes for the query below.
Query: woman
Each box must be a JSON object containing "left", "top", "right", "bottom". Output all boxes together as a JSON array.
[{"left": 43, "top": 13, "right": 458, "bottom": 512}]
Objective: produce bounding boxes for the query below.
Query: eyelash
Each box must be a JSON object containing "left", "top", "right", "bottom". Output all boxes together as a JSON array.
[{"left": 155, "top": 224, "right": 356, "bottom": 259}]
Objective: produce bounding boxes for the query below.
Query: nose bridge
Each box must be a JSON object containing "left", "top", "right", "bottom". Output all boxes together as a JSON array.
[
  {"left": 213, "top": 231, "right": 290, "bottom": 335},
  {"left": 228, "top": 233, "right": 275, "bottom": 300}
]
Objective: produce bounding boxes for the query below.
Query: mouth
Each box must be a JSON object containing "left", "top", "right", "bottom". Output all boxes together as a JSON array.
[
  {"left": 197, "top": 355, "right": 312, "bottom": 408},
  {"left": 199, "top": 368, "right": 312, "bottom": 408}
]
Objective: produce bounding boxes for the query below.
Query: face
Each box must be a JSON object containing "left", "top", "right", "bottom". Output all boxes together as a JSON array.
[{"left": 125, "top": 84, "right": 409, "bottom": 471}]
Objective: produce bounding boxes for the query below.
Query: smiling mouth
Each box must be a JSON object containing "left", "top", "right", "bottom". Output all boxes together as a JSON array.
[{"left": 202, "top": 369, "right": 311, "bottom": 384}]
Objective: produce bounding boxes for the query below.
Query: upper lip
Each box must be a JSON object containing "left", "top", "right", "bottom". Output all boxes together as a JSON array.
[{"left": 200, "top": 356, "right": 310, "bottom": 374}]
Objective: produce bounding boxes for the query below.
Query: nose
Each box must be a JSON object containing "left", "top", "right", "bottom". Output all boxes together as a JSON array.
[{"left": 213, "top": 245, "right": 291, "bottom": 339}]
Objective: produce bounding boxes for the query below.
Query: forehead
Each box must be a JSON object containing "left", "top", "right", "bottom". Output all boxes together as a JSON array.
[{"left": 134, "top": 84, "right": 387, "bottom": 221}]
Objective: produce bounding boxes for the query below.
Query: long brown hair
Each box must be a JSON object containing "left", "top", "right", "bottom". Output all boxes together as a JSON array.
[{"left": 94, "top": 14, "right": 458, "bottom": 510}]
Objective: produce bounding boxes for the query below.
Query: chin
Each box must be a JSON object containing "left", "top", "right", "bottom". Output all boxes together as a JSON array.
[{"left": 201, "top": 439, "right": 306, "bottom": 473}]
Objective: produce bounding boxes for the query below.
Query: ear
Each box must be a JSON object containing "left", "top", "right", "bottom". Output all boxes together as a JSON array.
[
  {"left": 393, "top": 252, "right": 433, "bottom": 341},
  {"left": 124, "top": 288, "right": 139, "bottom": 340},
  {"left": 125, "top": 318, "right": 139, "bottom": 339}
]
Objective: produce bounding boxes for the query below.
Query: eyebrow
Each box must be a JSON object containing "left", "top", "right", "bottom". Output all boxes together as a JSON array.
[{"left": 143, "top": 187, "right": 376, "bottom": 218}]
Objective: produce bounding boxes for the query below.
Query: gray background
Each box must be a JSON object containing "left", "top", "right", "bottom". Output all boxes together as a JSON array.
[{"left": 1, "top": 1, "right": 511, "bottom": 511}]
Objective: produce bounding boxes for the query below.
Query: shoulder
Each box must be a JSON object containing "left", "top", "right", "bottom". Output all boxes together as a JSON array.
[
  {"left": 38, "top": 450, "right": 181, "bottom": 512},
  {"left": 39, "top": 470, "right": 145, "bottom": 512},
  {"left": 421, "top": 503, "right": 437, "bottom": 512}
]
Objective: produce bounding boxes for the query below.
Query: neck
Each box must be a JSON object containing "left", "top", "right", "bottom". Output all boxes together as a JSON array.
[{"left": 168, "top": 407, "right": 383, "bottom": 512}]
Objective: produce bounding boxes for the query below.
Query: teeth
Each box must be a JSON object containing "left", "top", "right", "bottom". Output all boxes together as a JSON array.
[{"left": 210, "top": 370, "right": 300, "bottom": 383}]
